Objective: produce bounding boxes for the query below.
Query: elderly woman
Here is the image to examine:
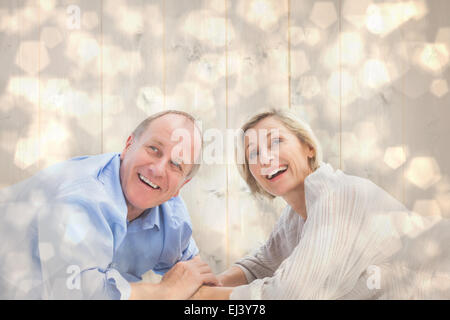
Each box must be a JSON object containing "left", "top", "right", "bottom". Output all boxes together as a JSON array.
[{"left": 192, "top": 110, "right": 450, "bottom": 300}]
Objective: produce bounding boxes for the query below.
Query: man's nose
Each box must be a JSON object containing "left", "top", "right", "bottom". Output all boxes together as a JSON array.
[{"left": 148, "top": 159, "right": 165, "bottom": 177}]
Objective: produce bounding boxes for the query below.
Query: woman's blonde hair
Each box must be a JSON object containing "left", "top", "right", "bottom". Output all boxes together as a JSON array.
[{"left": 237, "top": 109, "right": 322, "bottom": 199}]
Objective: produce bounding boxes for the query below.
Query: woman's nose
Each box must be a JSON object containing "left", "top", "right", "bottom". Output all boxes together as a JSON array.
[{"left": 259, "top": 149, "right": 275, "bottom": 165}]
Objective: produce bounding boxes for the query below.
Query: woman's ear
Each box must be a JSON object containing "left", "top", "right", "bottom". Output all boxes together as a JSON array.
[{"left": 306, "top": 144, "right": 315, "bottom": 159}]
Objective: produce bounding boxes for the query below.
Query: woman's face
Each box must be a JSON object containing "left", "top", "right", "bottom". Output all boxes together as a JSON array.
[{"left": 245, "top": 116, "right": 315, "bottom": 198}]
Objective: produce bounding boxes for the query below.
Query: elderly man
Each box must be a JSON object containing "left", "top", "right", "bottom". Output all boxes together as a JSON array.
[{"left": 0, "top": 110, "right": 218, "bottom": 299}]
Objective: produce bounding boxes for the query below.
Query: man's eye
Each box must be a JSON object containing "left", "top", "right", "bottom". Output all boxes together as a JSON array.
[
  {"left": 172, "top": 161, "right": 182, "bottom": 171},
  {"left": 149, "top": 146, "right": 158, "bottom": 152}
]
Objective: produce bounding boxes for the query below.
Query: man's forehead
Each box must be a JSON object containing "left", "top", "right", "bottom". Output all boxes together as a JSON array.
[
  {"left": 143, "top": 114, "right": 196, "bottom": 136},
  {"left": 141, "top": 114, "right": 201, "bottom": 153}
]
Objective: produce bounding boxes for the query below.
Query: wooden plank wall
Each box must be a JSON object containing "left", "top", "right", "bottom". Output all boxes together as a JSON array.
[{"left": 1, "top": 0, "right": 449, "bottom": 280}]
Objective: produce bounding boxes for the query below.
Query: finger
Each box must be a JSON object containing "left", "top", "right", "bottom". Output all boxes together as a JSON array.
[
  {"left": 186, "top": 256, "right": 206, "bottom": 267},
  {"left": 200, "top": 273, "right": 221, "bottom": 286},
  {"left": 197, "top": 264, "right": 212, "bottom": 273}
]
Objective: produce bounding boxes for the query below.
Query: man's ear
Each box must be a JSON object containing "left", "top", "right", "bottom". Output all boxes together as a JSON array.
[
  {"left": 120, "top": 135, "right": 135, "bottom": 160},
  {"left": 173, "top": 178, "right": 192, "bottom": 197}
]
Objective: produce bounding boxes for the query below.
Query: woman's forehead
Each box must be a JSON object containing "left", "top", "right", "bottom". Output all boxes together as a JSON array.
[{"left": 245, "top": 117, "right": 292, "bottom": 139}]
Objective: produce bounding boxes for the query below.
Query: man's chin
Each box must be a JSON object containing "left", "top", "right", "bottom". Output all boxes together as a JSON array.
[{"left": 134, "top": 197, "right": 171, "bottom": 211}]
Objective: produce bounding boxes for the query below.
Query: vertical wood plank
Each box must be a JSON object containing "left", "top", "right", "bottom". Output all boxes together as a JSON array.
[
  {"left": 39, "top": 0, "right": 103, "bottom": 169},
  {"left": 339, "top": 0, "right": 406, "bottom": 204},
  {"left": 400, "top": 0, "right": 450, "bottom": 219},
  {"left": 101, "top": 0, "right": 165, "bottom": 154},
  {"left": 164, "top": 0, "right": 228, "bottom": 273},
  {"left": 289, "top": 0, "right": 341, "bottom": 169},
  {"left": 226, "top": 0, "right": 290, "bottom": 265},
  {"left": 0, "top": 0, "right": 40, "bottom": 187}
]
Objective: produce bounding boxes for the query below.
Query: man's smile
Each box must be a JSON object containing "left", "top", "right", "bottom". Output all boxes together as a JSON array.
[{"left": 138, "top": 173, "right": 160, "bottom": 189}]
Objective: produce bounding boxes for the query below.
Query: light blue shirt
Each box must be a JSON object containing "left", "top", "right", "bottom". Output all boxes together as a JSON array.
[{"left": 0, "top": 153, "right": 199, "bottom": 299}]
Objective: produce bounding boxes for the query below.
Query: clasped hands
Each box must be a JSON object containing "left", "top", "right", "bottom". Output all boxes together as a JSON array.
[{"left": 130, "top": 255, "right": 234, "bottom": 300}]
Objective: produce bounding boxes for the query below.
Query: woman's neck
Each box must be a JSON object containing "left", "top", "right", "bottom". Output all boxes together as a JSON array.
[{"left": 283, "top": 185, "right": 307, "bottom": 220}]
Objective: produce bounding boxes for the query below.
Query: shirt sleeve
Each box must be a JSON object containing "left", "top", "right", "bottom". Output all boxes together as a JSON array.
[
  {"left": 37, "top": 200, "right": 130, "bottom": 300},
  {"left": 182, "top": 236, "right": 200, "bottom": 260},
  {"left": 232, "top": 206, "right": 297, "bottom": 283},
  {"left": 230, "top": 182, "right": 403, "bottom": 300}
]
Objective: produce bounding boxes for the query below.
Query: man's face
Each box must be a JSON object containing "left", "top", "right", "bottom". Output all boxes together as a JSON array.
[{"left": 120, "top": 114, "right": 201, "bottom": 217}]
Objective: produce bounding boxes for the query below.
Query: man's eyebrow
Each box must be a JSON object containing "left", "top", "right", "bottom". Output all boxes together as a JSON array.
[
  {"left": 172, "top": 157, "right": 184, "bottom": 165},
  {"left": 151, "top": 139, "right": 164, "bottom": 147}
]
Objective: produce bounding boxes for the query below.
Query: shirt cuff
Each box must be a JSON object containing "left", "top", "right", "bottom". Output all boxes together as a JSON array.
[{"left": 105, "top": 268, "right": 131, "bottom": 300}]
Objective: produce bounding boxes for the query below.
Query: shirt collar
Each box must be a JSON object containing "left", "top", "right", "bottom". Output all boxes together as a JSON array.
[
  {"left": 96, "top": 153, "right": 128, "bottom": 223},
  {"left": 140, "top": 206, "right": 161, "bottom": 231}
]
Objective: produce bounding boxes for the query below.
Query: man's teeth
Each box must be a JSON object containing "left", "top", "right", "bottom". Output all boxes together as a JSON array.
[
  {"left": 138, "top": 174, "right": 160, "bottom": 189},
  {"left": 267, "top": 166, "right": 287, "bottom": 179}
]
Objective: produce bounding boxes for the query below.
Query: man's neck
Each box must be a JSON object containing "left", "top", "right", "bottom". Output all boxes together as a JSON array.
[{"left": 127, "top": 205, "right": 144, "bottom": 223}]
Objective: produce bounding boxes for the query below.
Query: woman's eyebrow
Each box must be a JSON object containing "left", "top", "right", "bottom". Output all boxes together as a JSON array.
[{"left": 245, "top": 130, "right": 279, "bottom": 151}]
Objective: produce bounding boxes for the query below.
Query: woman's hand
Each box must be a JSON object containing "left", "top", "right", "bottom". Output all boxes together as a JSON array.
[
  {"left": 190, "top": 285, "right": 234, "bottom": 300},
  {"left": 217, "top": 266, "right": 248, "bottom": 287}
]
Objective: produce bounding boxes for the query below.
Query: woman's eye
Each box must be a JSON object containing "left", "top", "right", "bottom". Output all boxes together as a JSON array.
[
  {"left": 249, "top": 150, "right": 258, "bottom": 160},
  {"left": 271, "top": 138, "right": 281, "bottom": 146},
  {"left": 149, "top": 146, "right": 158, "bottom": 152}
]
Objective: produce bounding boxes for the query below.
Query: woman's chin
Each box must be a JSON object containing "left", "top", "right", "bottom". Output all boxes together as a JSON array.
[{"left": 263, "top": 187, "right": 285, "bottom": 198}]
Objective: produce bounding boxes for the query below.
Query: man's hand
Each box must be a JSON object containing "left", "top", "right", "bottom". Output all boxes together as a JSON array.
[{"left": 160, "top": 255, "right": 220, "bottom": 299}]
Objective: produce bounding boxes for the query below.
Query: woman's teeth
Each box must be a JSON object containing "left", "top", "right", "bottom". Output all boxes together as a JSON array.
[
  {"left": 138, "top": 174, "right": 160, "bottom": 189},
  {"left": 267, "top": 166, "right": 288, "bottom": 180}
]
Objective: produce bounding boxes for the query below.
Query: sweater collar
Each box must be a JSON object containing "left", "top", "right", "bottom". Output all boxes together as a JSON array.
[{"left": 304, "top": 162, "right": 341, "bottom": 204}]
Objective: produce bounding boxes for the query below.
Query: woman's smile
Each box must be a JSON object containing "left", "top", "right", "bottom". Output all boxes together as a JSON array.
[{"left": 265, "top": 165, "right": 288, "bottom": 181}]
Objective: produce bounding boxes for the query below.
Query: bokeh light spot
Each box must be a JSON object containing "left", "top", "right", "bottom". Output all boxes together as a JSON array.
[
  {"left": 413, "top": 199, "right": 442, "bottom": 217},
  {"left": 310, "top": 2, "right": 338, "bottom": 29},
  {"left": 384, "top": 146, "right": 407, "bottom": 170},
  {"left": 405, "top": 157, "right": 441, "bottom": 189},
  {"left": 15, "top": 41, "right": 50, "bottom": 75},
  {"left": 430, "top": 79, "right": 449, "bottom": 98}
]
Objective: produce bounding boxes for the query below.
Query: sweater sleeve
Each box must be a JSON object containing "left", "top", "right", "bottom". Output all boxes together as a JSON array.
[
  {"left": 230, "top": 180, "right": 403, "bottom": 300},
  {"left": 232, "top": 206, "right": 302, "bottom": 283}
]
